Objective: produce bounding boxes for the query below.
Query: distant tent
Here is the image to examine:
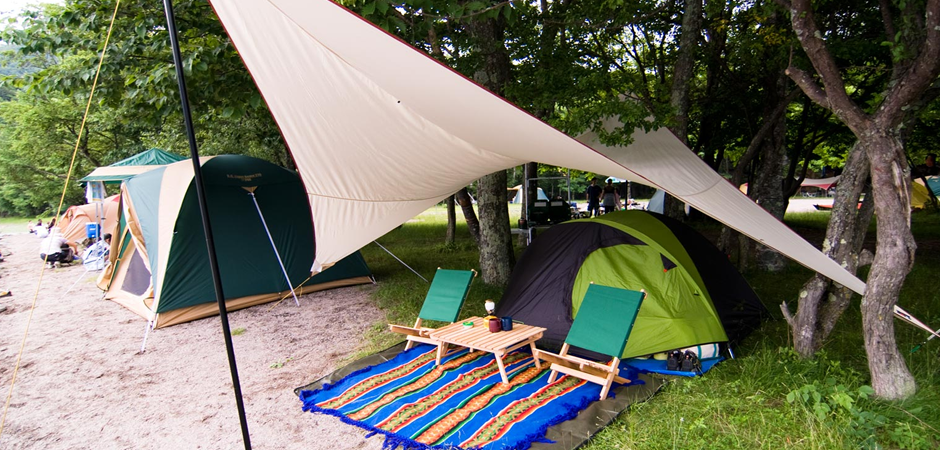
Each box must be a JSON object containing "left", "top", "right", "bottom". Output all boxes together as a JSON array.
[
  {"left": 58, "top": 195, "right": 120, "bottom": 246},
  {"left": 97, "top": 155, "right": 372, "bottom": 328},
  {"left": 925, "top": 176, "right": 940, "bottom": 197},
  {"left": 912, "top": 176, "right": 940, "bottom": 209},
  {"left": 647, "top": 189, "right": 666, "bottom": 213},
  {"left": 79, "top": 148, "right": 187, "bottom": 185},
  {"left": 508, "top": 185, "right": 549, "bottom": 204},
  {"left": 800, "top": 177, "right": 839, "bottom": 190},
  {"left": 496, "top": 211, "right": 767, "bottom": 359}
]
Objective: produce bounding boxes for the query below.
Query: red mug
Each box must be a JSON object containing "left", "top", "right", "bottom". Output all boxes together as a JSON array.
[{"left": 488, "top": 318, "right": 501, "bottom": 332}]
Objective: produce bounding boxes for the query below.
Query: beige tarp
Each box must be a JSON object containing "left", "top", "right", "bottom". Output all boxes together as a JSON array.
[{"left": 208, "top": 0, "right": 866, "bottom": 294}]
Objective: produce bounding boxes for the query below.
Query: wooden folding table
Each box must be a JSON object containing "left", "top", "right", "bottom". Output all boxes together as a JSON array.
[{"left": 428, "top": 316, "right": 545, "bottom": 384}]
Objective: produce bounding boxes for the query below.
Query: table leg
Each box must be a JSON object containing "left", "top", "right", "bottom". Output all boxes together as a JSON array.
[
  {"left": 436, "top": 343, "right": 448, "bottom": 366},
  {"left": 494, "top": 352, "right": 509, "bottom": 384},
  {"left": 529, "top": 341, "right": 541, "bottom": 370}
]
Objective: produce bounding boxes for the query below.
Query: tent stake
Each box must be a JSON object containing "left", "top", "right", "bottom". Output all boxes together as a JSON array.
[
  {"left": 247, "top": 191, "right": 300, "bottom": 306},
  {"left": 162, "top": 0, "right": 251, "bottom": 448},
  {"left": 140, "top": 320, "right": 154, "bottom": 353},
  {"left": 373, "top": 241, "right": 429, "bottom": 283}
]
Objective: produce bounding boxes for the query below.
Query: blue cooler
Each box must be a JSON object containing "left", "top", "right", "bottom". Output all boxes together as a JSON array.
[{"left": 86, "top": 223, "right": 100, "bottom": 239}]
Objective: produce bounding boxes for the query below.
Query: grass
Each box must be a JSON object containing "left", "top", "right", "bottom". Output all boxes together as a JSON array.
[{"left": 358, "top": 205, "right": 940, "bottom": 449}]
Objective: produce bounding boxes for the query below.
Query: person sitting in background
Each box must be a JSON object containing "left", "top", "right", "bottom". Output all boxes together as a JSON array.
[
  {"left": 35, "top": 219, "right": 48, "bottom": 238},
  {"left": 914, "top": 153, "right": 939, "bottom": 177},
  {"left": 39, "top": 230, "right": 69, "bottom": 268}
]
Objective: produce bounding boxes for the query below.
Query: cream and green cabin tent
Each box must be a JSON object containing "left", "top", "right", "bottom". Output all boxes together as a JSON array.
[{"left": 97, "top": 155, "right": 372, "bottom": 328}]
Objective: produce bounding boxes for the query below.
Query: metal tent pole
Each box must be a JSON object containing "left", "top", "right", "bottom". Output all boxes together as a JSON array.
[
  {"left": 247, "top": 191, "right": 301, "bottom": 306},
  {"left": 162, "top": 1, "right": 252, "bottom": 449}
]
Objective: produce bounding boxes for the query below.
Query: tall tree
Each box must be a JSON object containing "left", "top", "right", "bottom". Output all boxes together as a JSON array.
[
  {"left": 778, "top": 0, "right": 940, "bottom": 399},
  {"left": 464, "top": 2, "right": 515, "bottom": 286}
]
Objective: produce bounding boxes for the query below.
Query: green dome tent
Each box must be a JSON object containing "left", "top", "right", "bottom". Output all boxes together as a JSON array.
[
  {"left": 97, "top": 154, "right": 372, "bottom": 328},
  {"left": 495, "top": 211, "right": 766, "bottom": 359}
]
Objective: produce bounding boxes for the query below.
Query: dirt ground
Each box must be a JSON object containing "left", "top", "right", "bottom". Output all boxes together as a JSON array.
[{"left": 0, "top": 231, "right": 387, "bottom": 450}]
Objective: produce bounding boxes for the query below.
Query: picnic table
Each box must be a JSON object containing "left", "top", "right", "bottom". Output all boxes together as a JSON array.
[{"left": 428, "top": 316, "right": 545, "bottom": 384}]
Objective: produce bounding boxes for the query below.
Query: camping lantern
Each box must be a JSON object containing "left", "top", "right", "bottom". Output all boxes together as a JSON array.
[{"left": 485, "top": 300, "right": 495, "bottom": 315}]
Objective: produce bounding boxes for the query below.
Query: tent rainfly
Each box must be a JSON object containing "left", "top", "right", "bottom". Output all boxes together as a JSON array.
[
  {"left": 79, "top": 148, "right": 187, "bottom": 185},
  {"left": 97, "top": 154, "right": 373, "bottom": 328},
  {"left": 208, "top": 0, "right": 866, "bottom": 295}
]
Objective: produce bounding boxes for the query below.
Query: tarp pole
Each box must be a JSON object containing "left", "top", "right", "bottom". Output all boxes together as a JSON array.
[
  {"left": 162, "top": 1, "right": 251, "bottom": 448},
  {"left": 247, "top": 191, "right": 301, "bottom": 306}
]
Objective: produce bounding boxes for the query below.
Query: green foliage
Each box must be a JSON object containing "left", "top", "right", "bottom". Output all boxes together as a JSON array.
[{"left": 0, "top": 0, "right": 292, "bottom": 216}]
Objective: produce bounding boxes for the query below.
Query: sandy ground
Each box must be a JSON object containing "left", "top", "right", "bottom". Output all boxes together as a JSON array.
[{"left": 0, "top": 231, "right": 386, "bottom": 450}]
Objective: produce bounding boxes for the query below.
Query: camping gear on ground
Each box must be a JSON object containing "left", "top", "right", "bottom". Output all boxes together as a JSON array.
[
  {"left": 79, "top": 148, "right": 186, "bottom": 185},
  {"left": 535, "top": 284, "right": 645, "bottom": 400},
  {"left": 666, "top": 350, "right": 682, "bottom": 371},
  {"left": 85, "top": 223, "right": 100, "bottom": 239},
  {"left": 527, "top": 200, "right": 572, "bottom": 225},
  {"left": 388, "top": 268, "right": 477, "bottom": 350},
  {"left": 299, "top": 343, "right": 647, "bottom": 450},
  {"left": 623, "top": 355, "right": 724, "bottom": 378},
  {"left": 497, "top": 210, "right": 767, "bottom": 361},
  {"left": 427, "top": 316, "right": 545, "bottom": 383},
  {"left": 680, "top": 350, "right": 703, "bottom": 373},
  {"left": 683, "top": 343, "right": 721, "bottom": 359},
  {"left": 96, "top": 155, "right": 372, "bottom": 328}
]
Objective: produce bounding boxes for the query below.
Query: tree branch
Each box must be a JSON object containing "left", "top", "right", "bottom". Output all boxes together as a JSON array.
[
  {"left": 783, "top": 0, "right": 868, "bottom": 130},
  {"left": 879, "top": 0, "right": 896, "bottom": 44},
  {"left": 876, "top": 0, "right": 940, "bottom": 127},
  {"left": 731, "top": 89, "right": 803, "bottom": 187}
]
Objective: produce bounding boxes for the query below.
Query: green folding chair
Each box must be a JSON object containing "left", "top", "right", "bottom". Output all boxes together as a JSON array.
[
  {"left": 388, "top": 268, "right": 477, "bottom": 350},
  {"left": 535, "top": 283, "right": 645, "bottom": 400}
]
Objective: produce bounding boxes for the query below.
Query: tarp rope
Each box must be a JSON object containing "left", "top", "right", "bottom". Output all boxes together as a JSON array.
[
  {"left": 373, "top": 241, "right": 429, "bottom": 283},
  {"left": 247, "top": 191, "right": 300, "bottom": 306},
  {"left": 265, "top": 274, "right": 313, "bottom": 312},
  {"left": 894, "top": 305, "right": 940, "bottom": 353},
  {"left": 0, "top": 0, "right": 122, "bottom": 440}
]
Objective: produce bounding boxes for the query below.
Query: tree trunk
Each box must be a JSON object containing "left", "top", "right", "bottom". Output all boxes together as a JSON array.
[
  {"left": 861, "top": 131, "right": 916, "bottom": 400},
  {"left": 445, "top": 194, "right": 456, "bottom": 245},
  {"left": 662, "top": 0, "right": 702, "bottom": 222},
  {"left": 752, "top": 72, "right": 789, "bottom": 272},
  {"left": 465, "top": 4, "right": 514, "bottom": 285},
  {"left": 670, "top": 0, "right": 702, "bottom": 143},
  {"left": 456, "top": 187, "right": 480, "bottom": 245},
  {"left": 477, "top": 170, "right": 514, "bottom": 285},
  {"left": 784, "top": 142, "right": 871, "bottom": 356},
  {"left": 778, "top": 0, "right": 940, "bottom": 399}
]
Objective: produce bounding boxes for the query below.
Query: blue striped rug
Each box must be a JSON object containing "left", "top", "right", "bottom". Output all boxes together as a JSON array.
[{"left": 299, "top": 344, "right": 643, "bottom": 450}]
